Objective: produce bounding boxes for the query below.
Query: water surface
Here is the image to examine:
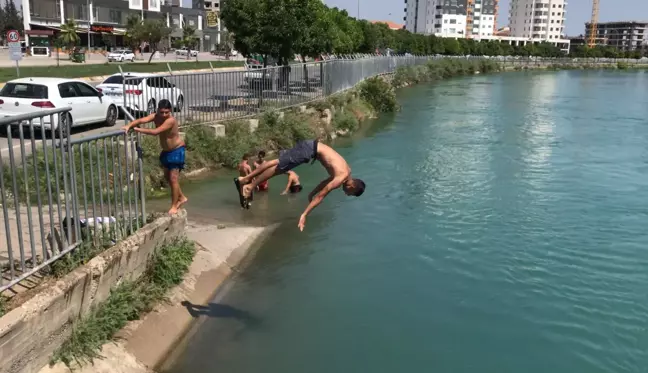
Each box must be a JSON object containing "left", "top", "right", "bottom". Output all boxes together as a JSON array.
[{"left": 169, "top": 70, "right": 648, "bottom": 373}]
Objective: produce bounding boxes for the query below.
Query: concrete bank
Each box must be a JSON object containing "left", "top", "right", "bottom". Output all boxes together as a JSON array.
[
  {"left": 0, "top": 212, "right": 187, "bottom": 373},
  {"left": 37, "top": 219, "right": 277, "bottom": 373}
]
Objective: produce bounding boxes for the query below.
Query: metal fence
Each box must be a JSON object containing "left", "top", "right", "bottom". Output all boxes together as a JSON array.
[
  {"left": 0, "top": 108, "right": 145, "bottom": 292},
  {"left": 110, "top": 55, "right": 433, "bottom": 126}
]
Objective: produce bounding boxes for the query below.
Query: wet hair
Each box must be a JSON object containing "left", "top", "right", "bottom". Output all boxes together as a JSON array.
[
  {"left": 158, "top": 99, "right": 172, "bottom": 111},
  {"left": 289, "top": 184, "right": 303, "bottom": 194},
  {"left": 242, "top": 153, "right": 249, "bottom": 160},
  {"left": 258, "top": 150, "right": 266, "bottom": 158},
  {"left": 351, "top": 178, "right": 365, "bottom": 197}
]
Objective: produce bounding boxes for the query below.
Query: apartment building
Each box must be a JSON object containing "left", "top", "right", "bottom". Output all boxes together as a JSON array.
[
  {"left": 508, "top": 0, "right": 566, "bottom": 41},
  {"left": 585, "top": 21, "right": 648, "bottom": 51},
  {"left": 23, "top": 0, "right": 211, "bottom": 50},
  {"left": 404, "top": 0, "right": 497, "bottom": 38}
]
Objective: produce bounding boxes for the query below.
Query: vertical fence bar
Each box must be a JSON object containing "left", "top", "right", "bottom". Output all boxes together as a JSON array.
[
  {"left": 136, "top": 132, "right": 146, "bottom": 224},
  {"left": 0, "top": 134, "right": 16, "bottom": 280},
  {"left": 79, "top": 143, "right": 90, "bottom": 239},
  {"left": 110, "top": 138, "right": 119, "bottom": 226},
  {"left": 18, "top": 123, "right": 37, "bottom": 266},
  {"left": 115, "top": 139, "right": 126, "bottom": 231},
  {"left": 95, "top": 140, "right": 105, "bottom": 236},
  {"left": 124, "top": 132, "right": 133, "bottom": 234},
  {"left": 42, "top": 115, "right": 56, "bottom": 257},
  {"left": 58, "top": 116, "right": 71, "bottom": 246},
  {"left": 102, "top": 139, "right": 112, "bottom": 219},
  {"left": 130, "top": 133, "right": 139, "bottom": 230},
  {"left": 29, "top": 120, "right": 47, "bottom": 263},
  {"left": 88, "top": 140, "right": 98, "bottom": 237},
  {"left": 69, "top": 142, "right": 81, "bottom": 243},
  {"left": 6, "top": 129, "right": 26, "bottom": 271}
]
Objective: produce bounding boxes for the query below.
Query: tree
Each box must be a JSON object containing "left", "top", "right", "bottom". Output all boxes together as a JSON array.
[
  {"left": 181, "top": 24, "right": 196, "bottom": 59},
  {"left": 2, "top": 0, "right": 21, "bottom": 34},
  {"left": 59, "top": 19, "right": 80, "bottom": 57},
  {"left": 141, "top": 20, "right": 171, "bottom": 63},
  {"left": 124, "top": 14, "right": 143, "bottom": 54}
]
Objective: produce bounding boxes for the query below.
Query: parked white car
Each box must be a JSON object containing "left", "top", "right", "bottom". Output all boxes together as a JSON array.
[
  {"left": 175, "top": 48, "right": 198, "bottom": 57},
  {"left": 96, "top": 73, "right": 185, "bottom": 115},
  {"left": 0, "top": 78, "right": 119, "bottom": 136},
  {"left": 108, "top": 49, "right": 135, "bottom": 62}
]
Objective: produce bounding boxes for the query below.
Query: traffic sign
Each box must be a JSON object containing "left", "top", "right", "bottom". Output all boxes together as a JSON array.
[
  {"left": 6, "top": 30, "right": 19, "bottom": 43},
  {"left": 8, "top": 42, "right": 22, "bottom": 61}
]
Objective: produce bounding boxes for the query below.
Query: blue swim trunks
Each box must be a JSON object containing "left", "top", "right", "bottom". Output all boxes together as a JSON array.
[{"left": 159, "top": 146, "right": 186, "bottom": 170}]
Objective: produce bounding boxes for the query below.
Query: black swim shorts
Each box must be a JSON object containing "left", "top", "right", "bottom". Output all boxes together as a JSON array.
[{"left": 277, "top": 140, "right": 318, "bottom": 173}]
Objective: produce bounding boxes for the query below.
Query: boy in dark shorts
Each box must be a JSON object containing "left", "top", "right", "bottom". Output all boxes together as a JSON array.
[
  {"left": 122, "top": 99, "right": 187, "bottom": 214},
  {"left": 234, "top": 140, "right": 365, "bottom": 231},
  {"left": 281, "top": 170, "right": 302, "bottom": 195}
]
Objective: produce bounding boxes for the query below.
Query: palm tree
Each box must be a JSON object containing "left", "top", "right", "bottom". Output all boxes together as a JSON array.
[
  {"left": 182, "top": 24, "right": 197, "bottom": 60},
  {"left": 59, "top": 19, "right": 80, "bottom": 58}
]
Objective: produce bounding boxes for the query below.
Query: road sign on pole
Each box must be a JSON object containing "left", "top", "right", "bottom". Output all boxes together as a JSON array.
[{"left": 7, "top": 29, "right": 22, "bottom": 77}]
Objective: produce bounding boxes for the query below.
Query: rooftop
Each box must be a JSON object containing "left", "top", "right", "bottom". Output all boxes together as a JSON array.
[{"left": 371, "top": 20, "right": 404, "bottom": 30}]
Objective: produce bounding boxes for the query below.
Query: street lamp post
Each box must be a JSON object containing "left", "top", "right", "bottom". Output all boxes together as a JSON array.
[{"left": 87, "top": 0, "right": 91, "bottom": 54}]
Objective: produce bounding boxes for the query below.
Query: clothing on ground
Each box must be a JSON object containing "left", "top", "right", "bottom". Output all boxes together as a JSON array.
[
  {"left": 277, "top": 140, "right": 318, "bottom": 173},
  {"left": 160, "top": 146, "right": 186, "bottom": 170}
]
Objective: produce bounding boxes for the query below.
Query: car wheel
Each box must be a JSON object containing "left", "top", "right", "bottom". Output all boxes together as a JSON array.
[
  {"left": 105, "top": 105, "right": 118, "bottom": 126},
  {"left": 56, "top": 113, "right": 72, "bottom": 139},
  {"left": 131, "top": 58, "right": 135, "bottom": 62},
  {"left": 175, "top": 95, "right": 184, "bottom": 112},
  {"left": 147, "top": 99, "right": 156, "bottom": 115}
]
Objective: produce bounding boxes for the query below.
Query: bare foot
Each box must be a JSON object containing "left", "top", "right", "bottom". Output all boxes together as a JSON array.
[
  {"left": 168, "top": 206, "right": 179, "bottom": 215},
  {"left": 242, "top": 184, "right": 253, "bottom": 198},
  {"left": 177, "top": 196, "right": 188, "bottom": 209}
]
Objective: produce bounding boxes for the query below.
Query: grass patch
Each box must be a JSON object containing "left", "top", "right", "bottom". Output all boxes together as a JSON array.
[
  {"left": 51, "top": 236, "right": 196, "bottom": 367},
  {"left": 358, "top": 77, "right": 399, "bottom": 113},
  {"left": 0, "top": 61, "right": 242, "bottom": 82},
  {"left": 333, "top": 108, "right": 360, "bottom": 133}
]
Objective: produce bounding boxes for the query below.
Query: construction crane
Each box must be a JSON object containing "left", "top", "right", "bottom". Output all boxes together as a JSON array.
[{"left": 588, "top": 0, "right": 600, "bottom": 48}]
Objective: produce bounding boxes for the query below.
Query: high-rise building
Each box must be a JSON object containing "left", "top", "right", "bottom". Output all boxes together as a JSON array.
[
  {"left": 585, "top": 21, "right": 648, "bottom": 51},
  {"left": 404, "top": 0, "right": 497, "bottom": 38},
  {"left": 508, "top": 0, "right": 566, "bottom": 41}
]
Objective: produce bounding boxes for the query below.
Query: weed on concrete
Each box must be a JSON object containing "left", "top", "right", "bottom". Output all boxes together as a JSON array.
[
  {"left": 0, "top": 295, "right": 7, "bottom": 317},
  {"left": 51, "top": 237, "right": 196, "bottom": 367}
]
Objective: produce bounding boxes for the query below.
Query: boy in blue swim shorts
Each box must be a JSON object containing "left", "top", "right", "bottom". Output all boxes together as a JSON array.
[{"left": 122, "top": 99, "right": 187, "bottom": 214}]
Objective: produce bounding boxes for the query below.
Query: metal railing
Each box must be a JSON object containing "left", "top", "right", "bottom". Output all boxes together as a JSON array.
[
  {"left": 113, "top": 55, "right": 433, "bottom": 126},
  {"left": 0, "top": 108, "right": 146, "bottom": 292}
]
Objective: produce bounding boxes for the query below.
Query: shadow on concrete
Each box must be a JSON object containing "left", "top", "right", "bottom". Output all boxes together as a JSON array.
[{"left": 181, "top": 300, "right": 262, "bottom": 326}]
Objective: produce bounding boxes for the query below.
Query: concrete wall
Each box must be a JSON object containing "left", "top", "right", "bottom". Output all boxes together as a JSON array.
[{"left": 0, "top": 212, "right": 187, "bottom": 373}]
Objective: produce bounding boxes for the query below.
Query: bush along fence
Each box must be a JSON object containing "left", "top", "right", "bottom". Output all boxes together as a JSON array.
[{"left": 0, "top": 107, "right": 146, "bottom": 293}]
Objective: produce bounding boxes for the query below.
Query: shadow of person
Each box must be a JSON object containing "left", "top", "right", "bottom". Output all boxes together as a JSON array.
[{"left": 181, "top": 300, "right": 262, "bottom": 327}]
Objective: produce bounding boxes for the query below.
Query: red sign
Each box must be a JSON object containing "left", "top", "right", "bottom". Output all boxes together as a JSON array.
[
  {"left": 91, "top": 25, "right": 114, "bottom": 33},
  {"left": 6, "top": 30, "right": 20, "bottom": 42}
]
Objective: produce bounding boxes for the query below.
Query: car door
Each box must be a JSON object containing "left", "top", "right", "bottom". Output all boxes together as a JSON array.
[
  {"left": 158, "top": 77, "right": 176, "bottom": 105},
  {"left": 57, "top": 82, "right": 90, "bottom": 126},
  {"left": 72, "top": 82, "right": 105, "bottom": 123},
  {"left": 145, "top": 77, "right": 165, "bottom": 106}
]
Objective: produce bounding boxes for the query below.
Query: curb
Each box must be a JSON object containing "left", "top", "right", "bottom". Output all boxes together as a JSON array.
[{"left": 0, "top": 66, "right": 245, "bottom": 88}]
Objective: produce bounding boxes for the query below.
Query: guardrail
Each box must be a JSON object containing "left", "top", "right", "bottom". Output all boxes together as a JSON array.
[
  {"left": 0, "top": 108, "right": 145, "bottom": 292},
  {"left": 110, "top": 55, "right": 432, "bottom": 126}
]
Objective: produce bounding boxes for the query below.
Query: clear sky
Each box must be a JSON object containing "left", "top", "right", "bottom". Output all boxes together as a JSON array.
[{"left": 322, "top": 0, "right": 648, "bottom": 36}]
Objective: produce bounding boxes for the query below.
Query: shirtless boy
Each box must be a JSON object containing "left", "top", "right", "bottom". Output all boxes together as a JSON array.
[
  {"left": 122, "top": 99, "right": 187, "bottom": 214},
  {"left": 280, "top": 171, "right": 302, "bottom": 195},
  {"left": 234, "top": 140, "right": 365, "bottom": 231},
  {"left": 238, "top": 154, "right": 252, "bottom": 177},
  {"left": 254, "top": 151, "right": 269, "bottom": 192}
]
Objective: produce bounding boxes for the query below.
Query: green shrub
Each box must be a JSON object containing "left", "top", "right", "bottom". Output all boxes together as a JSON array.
[
  {"left": 333, "top": 109, "right": 359, "bottom": 133},
  {"left": 617, "top": 61, "right": 629, "bottom": 70},
  {"left": 52, "top": 237, "right": 196, "bottom": 367},
  {"left": 213, "top": 120, "right": 257, "bottom": 168},
  {"left": 359, "top": 77, "right": 399, "bottom": 113}
]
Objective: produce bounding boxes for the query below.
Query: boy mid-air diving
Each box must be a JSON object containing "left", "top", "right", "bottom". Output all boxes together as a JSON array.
[
  {"left": 122, "top": 99, "right": 187, "bottom": 215},
  {"left": 234, "top": 140, "right": 365, "bottom": 231}
]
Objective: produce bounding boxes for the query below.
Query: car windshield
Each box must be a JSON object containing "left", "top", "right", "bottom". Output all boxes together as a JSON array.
[
  {"left": 0, "top": 83, "right": 48, "bottom": 99},
  {"left": 102, "top": 76, "right": 144, "bottom": 85}
]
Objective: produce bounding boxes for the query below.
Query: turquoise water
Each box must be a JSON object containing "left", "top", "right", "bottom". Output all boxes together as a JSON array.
[{"left": 168, "top": 70, "right": 648, "bottom": 373}]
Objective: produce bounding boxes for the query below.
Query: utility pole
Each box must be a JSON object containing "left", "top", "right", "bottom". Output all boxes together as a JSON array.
[
  {"left": 87, "top": 0, "right": 91, "bottom": 54},
  {"left": 357, "top": 0, "right": 360, "bottom": 19}
]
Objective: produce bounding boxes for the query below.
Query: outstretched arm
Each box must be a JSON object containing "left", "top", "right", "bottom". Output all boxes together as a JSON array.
[
  {"left": 298, "top": 177, "right": 342, "bottom": 231},
  {"left": 281, "top": 176, "right": 292, "bottom": 195},
  {"left": 122, "top": 113, "right": 154, "bottom": 132},
  {"left": 308, "top": 177, "right": 332, "bottom": 202},
  {"left": 134, "top": 118, "right": 175, "bottom": 136}
]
